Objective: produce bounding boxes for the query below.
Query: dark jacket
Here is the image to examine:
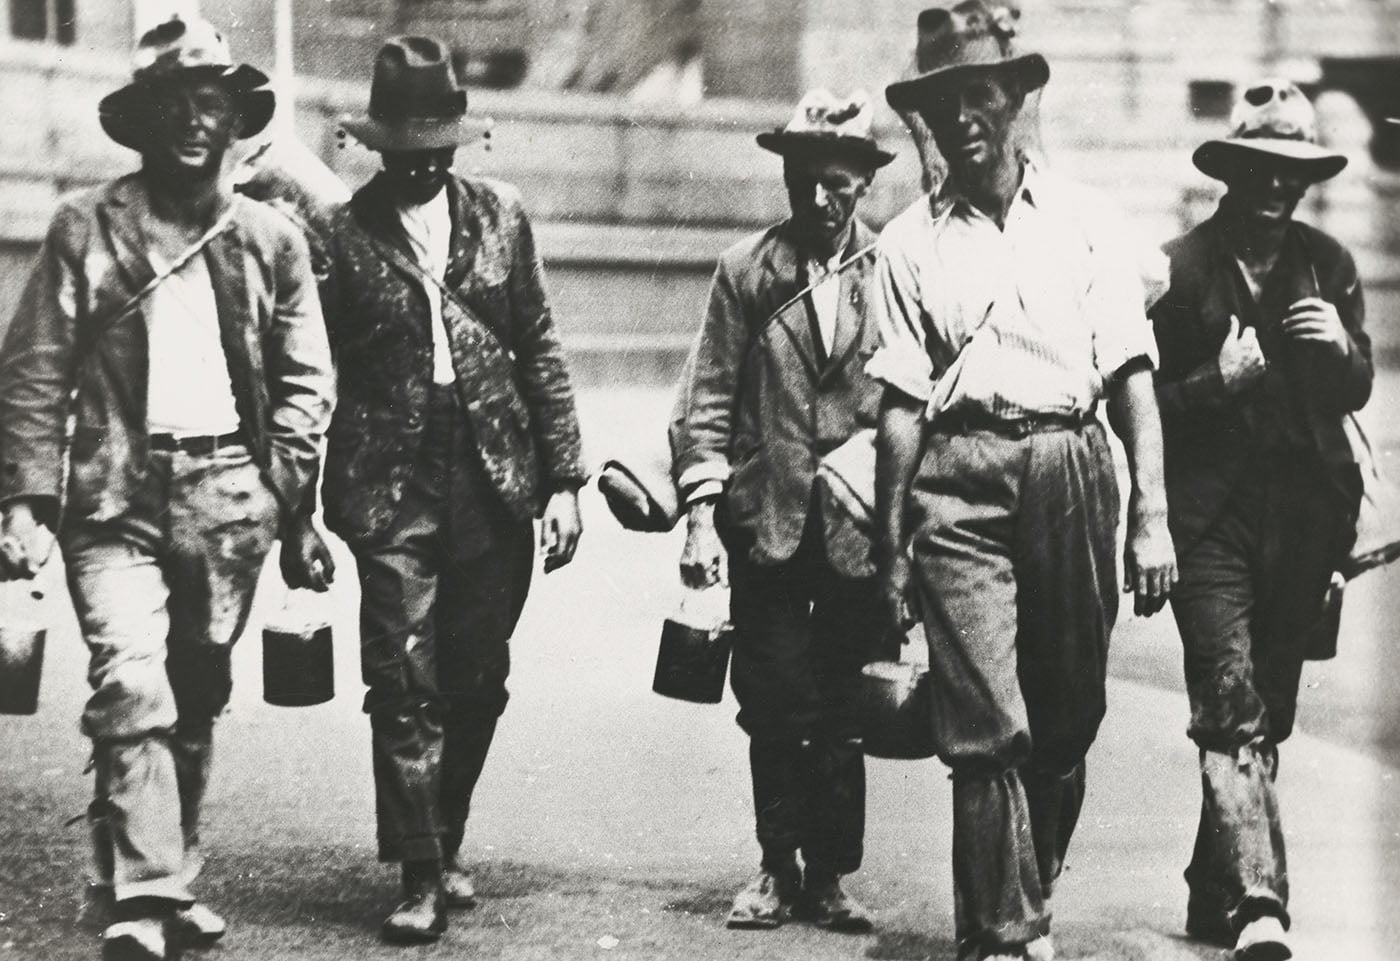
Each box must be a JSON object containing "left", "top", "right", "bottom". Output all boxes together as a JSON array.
[
  {"left": 0, "top": 174, "right": 334, "bottom": 529},
  {"left": 1149, "top": 210, "right": 1372, "bottom": 554},
  {"left": 319, "top": 173, "right": 584, "bottom": 546},
  {"left": 669, "top": 219, "right": 883, "bottom": 578}
]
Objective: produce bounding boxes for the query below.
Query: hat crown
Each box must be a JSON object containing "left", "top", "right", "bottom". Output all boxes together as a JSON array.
[
  {"left": 781, "top": 89, "right": 876, "bottom": 141},
  {"left": 367, "top": 35, "right": 468, "bottom": 124},
  {"left": 131, "top": 15, "right": 235, "bottom": 83},
  {"left": 1228, "top": 78, "right": 1319, "bottom": 144},
  {"left": 915, "top": 1, "right": 1023, "bottom": 75}
]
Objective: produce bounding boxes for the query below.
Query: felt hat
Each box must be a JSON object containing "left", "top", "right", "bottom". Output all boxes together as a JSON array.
[
  {"left": 1193, "top": 79, "right": 1347, "bottom": 184},
  {"left": 756, "top": 89, "right": 895, "bottom": 169},
  {"left": 98, "top": 16, "right": 274, "bottom": 152},
  {"left": 885, "top": 1, "right": 1048, "bottom": 113},
  {"left": 340, "top": 36, "right": 492, "bottom": 152}
]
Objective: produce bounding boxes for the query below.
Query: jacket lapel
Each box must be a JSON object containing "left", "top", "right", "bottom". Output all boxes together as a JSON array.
[
  {"left": 94, "top": 177, "right": 160, "bottom": 305},
  {"left": 204, "top": 205, "right": 266, "bottom": 460},
  {"left": 443, "top": 177, "right": 481, "bottom": 293},
  {"left": 822, "top": 226, "right": 877, "bottom": 374},
  {"left": 760, "top": 223, "right": 820, "bottom": 379}
]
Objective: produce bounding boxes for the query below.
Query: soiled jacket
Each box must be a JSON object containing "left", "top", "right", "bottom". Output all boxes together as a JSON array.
[
  {"left": 319, "top": 173, "right": 584, "bottom": 546},
  {"left": 670, "top": 219, "right": 883, "bottom": 578},
  {"left": 1150, "top": 209, "right": 1372, "bottom": 553},
  {"left": 0, "top": 174, "right": 335, "bottom": 529}
]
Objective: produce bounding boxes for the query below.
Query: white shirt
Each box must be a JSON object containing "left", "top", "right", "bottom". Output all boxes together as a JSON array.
[
  {"left": 805, "top": 249, "right": 844, "bottom": 354},
  {"left": 145, "top": 249, "right": 242, "bottom": 437},
  {"left": 397, "top": 190, "right": 456, "bottom": 385},
  {"left": 867, "top": 163, "right": 1159, "bottom": 420}
]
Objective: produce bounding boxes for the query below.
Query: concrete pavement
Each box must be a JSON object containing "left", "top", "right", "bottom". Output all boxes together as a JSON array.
[{"left": 0, "top": 387, "right": 1396, "bottom": 960}]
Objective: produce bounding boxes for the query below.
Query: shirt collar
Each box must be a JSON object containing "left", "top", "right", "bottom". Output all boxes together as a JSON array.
[{"left": 930, "top": 156, "right": 1041, "bottom": 222}]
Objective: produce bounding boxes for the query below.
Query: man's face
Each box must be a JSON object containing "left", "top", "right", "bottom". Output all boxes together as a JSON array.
[
  {"left": 919, "top": 73, "right": 1022, "bottom": 181},
  {"left": 381, "top": 147, "right": 456, "bottom": 206},
  {"left": 146, "top": 77, "right": 240, "bottom": 178},
  {"left": 1225, "top": 162, "right": 1309, "bottom": 228},
  {"left": 784, "top": 155, "right": 872, "bottom": 246}
]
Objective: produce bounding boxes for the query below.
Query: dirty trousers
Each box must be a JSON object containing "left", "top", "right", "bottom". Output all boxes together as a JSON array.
[
  {"left": 1170, "top": 454, "right": 1355, "bottom": 933},
  {"left": 726, "top": 507, "right": 890, "bottom": 877},
  {"left": 63, "top": 445, "right": 280, "bottom": 904},
  {"left": 353, "top": 385, "right": 534, "bottom": 864},
  {"left": 906, "top": 422, "right": 1120, "bottom": 954}
]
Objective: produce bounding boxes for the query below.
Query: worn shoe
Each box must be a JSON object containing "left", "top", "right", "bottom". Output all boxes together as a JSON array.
[
  {"left": 1025, "top": 934, "right": 1055, "bottom": 961},
  {"left": 382, "top": 885, "right": 447, "bottom": 945},
  {"left": 1234, "top": 915, "right": 1291, "bottom": 961},
  {"left": 803, "top": 878, "right": 874, "bottom": 933},
  {"left": 172, "top": 902, "right": 227, "bottom": 948},
  {"left": 725, "top": 866, "right": 800, "bottom": 930},
  {"left": 1185, "top": 904, "right": 1235, "bottom": 947},
  {"left": 443, "top": 864, "right": 478, "bottom": 910},
  {"left": 101, "top": 918, "right": 168, "bottom": 961}
]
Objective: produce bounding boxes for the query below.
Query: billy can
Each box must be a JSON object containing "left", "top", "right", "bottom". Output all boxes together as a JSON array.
[
  {"left": 653, "top": 584, "right": 734, "bottom": 704},
  {"left": 860, "top": 629, "right": 936, "bottom": 760},
  {"left": 0, "top": 579, "right": 47, "bottom": 715},
  {"left": 262, "top": 587, "right": 334, "bottom": 707}
]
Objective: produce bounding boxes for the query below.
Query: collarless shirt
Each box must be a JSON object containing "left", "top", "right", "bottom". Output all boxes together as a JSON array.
[
  {"left": 145, "top": 249, "right": 242, "bottom": 437},
  {"left": 804, "top": 245, "right": 847, "bottom": 354},
  {"left": 866, "top": 163, "right": 1158, "bottom": 420},
  {"left": 397, "top": 189, "right": 456, "bottom": 385}
]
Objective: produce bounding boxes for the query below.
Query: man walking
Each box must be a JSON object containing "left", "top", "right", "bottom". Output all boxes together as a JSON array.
[
  {"left": 0, "top": 17, "right": 334, "bottom": 960},
  {"left": 872, "top": 5, "right": 1176, "bottom": 959},
  {"left": 670, "top": 89, "right": 896, "bottom": 932},
  {"left": 322, "top": 36, "right": 585, "bottom": 944},
  {"left": 1150, "top": 80, "right": 1370, "bottom": 961}
]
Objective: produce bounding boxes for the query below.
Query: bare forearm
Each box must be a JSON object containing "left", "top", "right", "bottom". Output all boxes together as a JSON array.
[
  {"left": 876, "top": 389, "right": 924, "bottom": 570},
  {"left": 1108, "top": 365, "right": 1168, "bottom": 520}
]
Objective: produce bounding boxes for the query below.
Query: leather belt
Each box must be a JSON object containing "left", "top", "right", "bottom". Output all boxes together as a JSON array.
[
  {"left": 148, "top": 431, "right": 246, "bottom": 455},
  {"left": 929, "top": 409, "right": 1095, "bottom": 439}
]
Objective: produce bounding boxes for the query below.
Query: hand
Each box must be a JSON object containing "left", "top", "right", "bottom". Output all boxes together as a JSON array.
[
  {"left": 1217, "top": 314, "right": 1267, "bottom": 393},
  {"left": 679, "top": 500, "right": 726, "bottom": 589},
  {"left": 0, "top": 500, "right": 55, "bottom": 581},
  {"left": 880, "top": 553, "right": 919, "bottom": 632},
  {"left": 541, "top": 488, "right": 582, "bottom": 573},
  {"left": 1123, "top": 508, "right": 1177, "bottom": 617},
  {"left": 279, "top": 515, "right": 336, "bottom": 592},
  {"left": 1281, "top": 297, "right": 1348, "bottom": 359}
]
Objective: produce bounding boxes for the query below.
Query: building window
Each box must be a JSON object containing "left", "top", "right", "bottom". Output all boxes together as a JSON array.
[{"left": 9, "top": 0, "right": 76, "bottom": 44}]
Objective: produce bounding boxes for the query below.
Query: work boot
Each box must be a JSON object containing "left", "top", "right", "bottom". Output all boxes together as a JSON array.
[
  {"left": 382, "top": 860, "right": 447, "bottom": 945},
  {"left": 1234, "top": 915, "right": 1291, "bottom": 961},
  {"left": 802, "top": 870, "right": 874, "bottom": 933},
  {"left": 172, "top": 901, "right": 227, "bottom": 948},
  {"left": 1185, "top": 900, "right": 1234, "bottom": 947},
  {"left": 725, "top": 860, "right": 801, "bottom": 930},
  {"left": 443, "top": 861, "right": 478, "bottom": 910}
]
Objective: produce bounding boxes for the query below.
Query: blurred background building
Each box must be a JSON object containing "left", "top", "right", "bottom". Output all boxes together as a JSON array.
[{"left": 1, "top": 0, "right": 1398, "bottom": 383}]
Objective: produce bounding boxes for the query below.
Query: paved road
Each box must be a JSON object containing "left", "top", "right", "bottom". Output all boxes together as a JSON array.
[{"left": 1, "top": 384, "right": 1397, "bottom": 960}]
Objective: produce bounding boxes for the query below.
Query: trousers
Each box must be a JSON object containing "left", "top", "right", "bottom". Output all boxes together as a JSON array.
[
  {"left": 64, "top": 444, "right": 280, "bottom": 904},
  {"left": 353, "top": 385, "right": 534, "bottom": 864},
  {"left": 1170, "top": 454, "right": 1356, "bottom": 933},
  {"left": 726, "top": 505, "right": 890, "bottom": 877},
  {"left": 906, "top": 422, "right": 1119, "bottom": 956}
]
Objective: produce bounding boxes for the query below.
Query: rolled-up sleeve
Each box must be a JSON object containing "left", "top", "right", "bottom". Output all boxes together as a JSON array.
[
  {"left": 1082, "top": 198, "right": 1159, "bottom": 382},
  {"left": 866, "top": 239, "right": 934, "bottom": 404}
]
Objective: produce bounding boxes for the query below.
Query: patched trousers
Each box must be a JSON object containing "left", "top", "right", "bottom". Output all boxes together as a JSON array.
[
  {"left": 64, "top": 444, "right": 280, "bottom": 905},
  {"left": 1170, "top": 454, "right": 1357, "bottom": 935},
  {"left": 353, "top": 385, "right": 534, "bottom": 865},
  {"left": 726, "top": 506, "right": 892, "bottom": 878},
  {"left": 906, "top": 421, "right": 1119, "bottom": 957}
]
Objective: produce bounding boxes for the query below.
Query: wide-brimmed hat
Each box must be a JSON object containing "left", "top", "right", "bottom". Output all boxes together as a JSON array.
[
  {"left": 756, "top": 89, "right": 895, "bottom": 170},
  {"left": 1193, "top": 79, "right": 1347, "bottom": 184},
  {"left": 340, "top": 36, "right": 492, "bottom": 152},
  {"left": 98, "top": 16, "right": 274, "bottom": 152},
  {"left": 885, "top": 2, "right": 1048, "bottom": 113}
]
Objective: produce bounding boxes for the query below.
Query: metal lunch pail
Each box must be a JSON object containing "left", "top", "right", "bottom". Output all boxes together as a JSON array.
[
  {"left": 860, "top": 655, "right": 936, "bottom": 760},
  {"left": 652, "top": 584, "right": 734, "bottom": 704},
  {"left": 0, "top": 581, "right": 46, "bottom": 716},
  {"left": 262, "top": 588, "right": 334, "bottom": 707}
]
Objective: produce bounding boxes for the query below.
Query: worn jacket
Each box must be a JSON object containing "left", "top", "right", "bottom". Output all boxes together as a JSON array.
[
  {"left": 670, "top": 219, "right": 883, "bottom": 578},
  {"left": 319, "top": 173, "right": 584, "bottom": 546},
  {"left": 0, "top": 174, "right": 335, "bottom": 530},
  {"left": 1149, "top": 210, "right": 1372, "bottom": 553}
]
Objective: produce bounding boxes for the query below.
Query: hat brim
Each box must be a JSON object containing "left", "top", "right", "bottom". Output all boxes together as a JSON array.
[
  {"left": 99, "top": 68, "right": 274, "bottom": 152},
  {"left": 340, "top": 114, "right": 493, "bottom": 152},
  {"left": 755, "top": 131, "right": 896, "bottom": 169},
  {"left": 1192, "top": 137, "right": 1347, "bottom": 184},
  {"left": 885, "top": 53, "right": 1050, "bottom": 113}
]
